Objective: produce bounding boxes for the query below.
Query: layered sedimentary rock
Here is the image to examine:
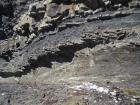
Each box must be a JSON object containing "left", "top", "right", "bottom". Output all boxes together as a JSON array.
[
  {"left": 0, "top": 0, "right": 140, "bottom": 105},
  {"left": 0, "top": 0, "right": 139, "bottom": 74},
  {"left": 0, "top": 0, "right": 139, "bottom": 75}
]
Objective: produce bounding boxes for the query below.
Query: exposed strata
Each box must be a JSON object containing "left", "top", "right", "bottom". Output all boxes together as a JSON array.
[
  {"left": 0, "top": 0, "right": 140, "bottom": 105},
  {"left": 0, "top": 0, "right": 139, "bottom": 79}
]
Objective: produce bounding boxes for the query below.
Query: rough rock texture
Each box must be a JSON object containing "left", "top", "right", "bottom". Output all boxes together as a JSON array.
[{"left": 0, "top": 0, "right": 140, "bottom": 105}]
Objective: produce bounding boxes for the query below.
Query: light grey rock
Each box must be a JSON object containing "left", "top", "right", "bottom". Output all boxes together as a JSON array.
[
  {"left": 112, "top": 11, "right": 131, "bottom": 18},
  {"left": 86, "top": 16, "right": 99, "bottom": 22},
  {"left": 99, "top": 14, "right": 112, "bottom": 20},
  {"left": 47, "top": 3, "right": 61, "bottom": 18}
]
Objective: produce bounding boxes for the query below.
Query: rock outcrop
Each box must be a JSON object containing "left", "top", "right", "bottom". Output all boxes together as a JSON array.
[
  {"left": 0, "top": 0, "right": 140, "bottom": 105},
  {"left": 0, "top": 0, "right": 137, "bottom": 71}
]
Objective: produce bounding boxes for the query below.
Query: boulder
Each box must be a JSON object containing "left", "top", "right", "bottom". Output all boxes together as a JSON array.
[{"left": 47, "top": 3, "right": 61, "bottom": 18}]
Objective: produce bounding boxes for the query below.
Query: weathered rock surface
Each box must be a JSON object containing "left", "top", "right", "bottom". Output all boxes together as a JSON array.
[{"left": 0, "top": 0, "right": 140, "bottom": 105}]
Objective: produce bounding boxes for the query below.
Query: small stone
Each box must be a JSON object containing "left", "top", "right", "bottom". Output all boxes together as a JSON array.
[
  {"left": 1, "top": 93, "right": 5, "bottom": 96},
  {"left": 75, "top": 3, "right": 89, "bottom": 11}
]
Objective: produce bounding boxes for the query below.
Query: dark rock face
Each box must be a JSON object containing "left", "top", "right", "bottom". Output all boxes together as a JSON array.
[
  {"left": 0, "top": 0, "right": 15, "bottom": 17},
  {"left": 110, "top": 0, "right": 132, "bottom": 5},
  {"left": 82, "top": 0, "right": 104, "bottom": 9},
  {"left": 0, "top": 0, "right": 15, "bottom": 40},
  {"left": 0, "top": 0, "right": 27, "bottom": 40}
]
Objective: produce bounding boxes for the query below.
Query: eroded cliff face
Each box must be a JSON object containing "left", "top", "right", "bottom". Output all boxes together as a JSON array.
[{"left": 0, "top": 0, "right": 140, "bottom": 105}]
